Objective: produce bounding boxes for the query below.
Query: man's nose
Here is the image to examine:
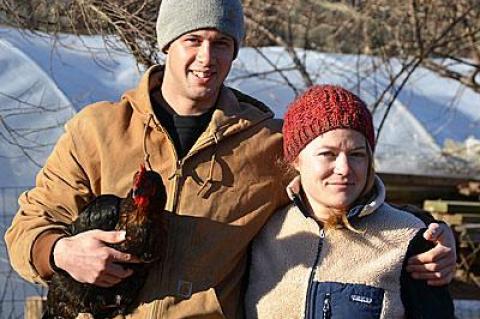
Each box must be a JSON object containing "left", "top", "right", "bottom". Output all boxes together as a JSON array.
[{"left": 197, "top": 41, "right": 213, "bottom": 65}]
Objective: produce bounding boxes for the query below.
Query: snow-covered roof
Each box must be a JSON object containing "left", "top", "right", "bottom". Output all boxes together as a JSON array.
[
  {"left": 0, "top": 27, "right": 140, "bottom": 187},
  {"left": 230, "top": 47, "right": 480, "bottom": 178},
  {"left": 0, "top": 27, "right": 479, "bottom": 189}
]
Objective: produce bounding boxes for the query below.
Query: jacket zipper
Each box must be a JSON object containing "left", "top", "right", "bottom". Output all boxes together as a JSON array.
[
  {"left": 322, "top": 293, "right": 331, "bottom": 319},
  {"left": 149, "top": 126, "right": 180, "bottom": 319},
  {"left": 154, "top": 122, "right": 183, "bottom": 214},
  {"left": 149, "top": 129, "right": 216, "bottom": 319},
  {"left": 171, "top": 160, "right": 183, "bottom": 213},
  {"left": 305, "top": 228, "right": 325, "bottom": 319}
]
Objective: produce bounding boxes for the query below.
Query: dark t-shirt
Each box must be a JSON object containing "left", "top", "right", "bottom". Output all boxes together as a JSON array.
[{"left": 152, "top": 92, "right": 214, "bottom": 159}]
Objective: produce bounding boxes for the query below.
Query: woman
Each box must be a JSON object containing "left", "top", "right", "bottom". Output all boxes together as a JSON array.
[{"left": 245, "top": 85, "right": 454, "bottom": 319}]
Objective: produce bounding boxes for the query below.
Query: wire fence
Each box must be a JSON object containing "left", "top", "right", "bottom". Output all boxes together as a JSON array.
[{"left": 0, "top": 186, "right": 46, "bottom": 319}]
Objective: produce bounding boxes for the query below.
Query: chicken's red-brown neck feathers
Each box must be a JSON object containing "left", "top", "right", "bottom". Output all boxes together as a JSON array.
[
  {"left": 134, "top": 196, "right": 150, "bottom": 208},
  {"left": 133, "top": 164, "right": 153, "bottom": 208}
]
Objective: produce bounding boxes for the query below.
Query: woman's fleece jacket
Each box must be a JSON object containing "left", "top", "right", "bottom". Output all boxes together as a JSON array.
[
  {"left": 5, "top": 65, "right": 289, "bottom": 319},
  {"left": 245, "top": 176, "right": 454, "bottom": 319}
]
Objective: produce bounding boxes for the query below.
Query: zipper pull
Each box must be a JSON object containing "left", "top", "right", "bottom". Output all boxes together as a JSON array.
[
  {"left": 323, "top": 293, "right": 331, "bottom": 319},
  {"left": 168, "top": 161, "right": 183, "bottom": 180},
  {"left": 320, "top": 228, "right": 325, "bottom": 239}
]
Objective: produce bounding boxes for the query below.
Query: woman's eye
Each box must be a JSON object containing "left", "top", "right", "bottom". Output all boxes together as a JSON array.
[{"left": 318, "top": 151, "right": 336, "bottom": 157}]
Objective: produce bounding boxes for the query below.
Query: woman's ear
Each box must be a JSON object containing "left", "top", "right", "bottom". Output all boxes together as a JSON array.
[{"left": 286, "top": 175, "right": 301, "bottom": 200}]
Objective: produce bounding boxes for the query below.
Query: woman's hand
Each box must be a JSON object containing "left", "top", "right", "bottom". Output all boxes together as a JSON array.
[{"left": 406, "top": 223, "right": 456, "bottom": 286}]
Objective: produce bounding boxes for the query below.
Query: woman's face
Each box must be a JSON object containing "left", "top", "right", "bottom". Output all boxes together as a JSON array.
[{"left": 293, "top": 129, "right": 370, "bottom": 219}]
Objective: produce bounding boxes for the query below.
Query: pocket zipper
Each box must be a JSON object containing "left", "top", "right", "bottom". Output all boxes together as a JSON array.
[
  {"left": 305, "top": 228, "right": 325, "bottom": 319},
  {"left": 323, "top": 293, "right": 331, "bottom": 319}
]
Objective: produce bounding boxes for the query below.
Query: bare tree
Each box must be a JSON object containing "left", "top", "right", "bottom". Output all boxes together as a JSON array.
[
  {"left": 243, "top": 1, "right": 479, "bottom": 151},
  {"left": 1, "top": 0, "right": 478, "bottom": 90},
  {"left": 0, "top": 0, "right": 479, "bottom": 161},
  {"left": 0, "top": 89, "right": 72, "bottom": 167},
  {"left": 0, "top": 0, "right": 159, "bottom": 66}
]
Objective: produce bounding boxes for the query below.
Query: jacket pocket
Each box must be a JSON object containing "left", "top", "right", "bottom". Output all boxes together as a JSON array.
[
  {"left": 134, "top": 288, "right": 225, "bottom": 319},
  {"left": 312, "top": 282, "right": 384, "bottom": 319},
  {"left": 171, "top": 287, "right": 226, "bottom": 318}
]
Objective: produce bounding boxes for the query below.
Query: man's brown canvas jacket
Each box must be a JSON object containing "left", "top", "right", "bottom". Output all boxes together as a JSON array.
[{"left": 5, "top": 65, "right": 289, "bottom": 318}]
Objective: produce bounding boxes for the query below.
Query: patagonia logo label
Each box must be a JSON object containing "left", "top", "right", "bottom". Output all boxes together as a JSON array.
[{"left": 350, "top": 294, "right": 373, "bottom": 304}]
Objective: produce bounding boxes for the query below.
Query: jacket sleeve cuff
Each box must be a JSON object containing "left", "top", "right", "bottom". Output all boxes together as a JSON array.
[{"left": 32, "top": 230, "right": 68, "bottom": 280}]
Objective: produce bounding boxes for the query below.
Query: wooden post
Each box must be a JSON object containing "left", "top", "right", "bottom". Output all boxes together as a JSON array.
[{"left": 24, "top": 296, "right": 45, "bottom": 319}]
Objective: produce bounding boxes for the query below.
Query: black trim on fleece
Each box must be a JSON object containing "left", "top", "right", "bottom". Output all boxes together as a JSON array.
[{"left": 400, "top": 228, "right": 455, "bottom": 319}]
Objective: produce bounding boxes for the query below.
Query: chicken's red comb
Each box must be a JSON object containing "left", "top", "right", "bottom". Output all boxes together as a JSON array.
[{"left": 134, "top": 164, "right": 147, "bottom": 187}]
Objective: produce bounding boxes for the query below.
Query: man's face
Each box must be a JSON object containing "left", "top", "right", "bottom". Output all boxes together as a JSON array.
[{"left": 163, "top": 29, "right": 235, "bottom": 107}]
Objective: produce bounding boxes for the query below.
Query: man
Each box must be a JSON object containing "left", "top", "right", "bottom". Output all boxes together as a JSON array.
[{"left": 5, "top": 0, "right": 456, "bottom": 318}]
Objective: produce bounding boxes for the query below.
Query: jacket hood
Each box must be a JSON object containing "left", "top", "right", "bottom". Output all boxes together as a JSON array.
[
  {"left": 286, "top": 175, "right": 386, "bottom": 221},
  {"left": 122, "top": 65, "right": 275, "bottom": 143}
]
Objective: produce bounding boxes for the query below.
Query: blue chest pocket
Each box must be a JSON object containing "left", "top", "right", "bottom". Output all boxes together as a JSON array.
[{"left": 310, "top": 282, "right": 384, "bottom": 319}]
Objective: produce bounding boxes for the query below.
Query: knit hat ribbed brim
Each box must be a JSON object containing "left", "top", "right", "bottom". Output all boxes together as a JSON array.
[{"left": 283, "top": 85, "right": 375, "bottom": 162}]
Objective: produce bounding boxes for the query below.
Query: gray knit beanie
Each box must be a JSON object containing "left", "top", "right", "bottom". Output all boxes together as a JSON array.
[{"left": 156, "top": 0, "right": 245, "bottom": 58}]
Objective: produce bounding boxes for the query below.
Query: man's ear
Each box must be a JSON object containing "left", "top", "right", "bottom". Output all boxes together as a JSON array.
[{"left": 163, "top": 44, "right": 170, "bottom": 54}]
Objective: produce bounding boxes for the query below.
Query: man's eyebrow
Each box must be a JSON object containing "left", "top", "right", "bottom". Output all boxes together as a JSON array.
[{"left": 216, "top": 35, "right": 233, "bottom": 41}]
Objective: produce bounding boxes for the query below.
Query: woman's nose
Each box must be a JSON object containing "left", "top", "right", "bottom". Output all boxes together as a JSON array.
[{"left": 333, "top": 153, "right": 351, "bottom": 175}]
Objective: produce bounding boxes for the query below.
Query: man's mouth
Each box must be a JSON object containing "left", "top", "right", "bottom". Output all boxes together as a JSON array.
[{"left": 191, "top": 70, "right": 214, "bottom": 78}]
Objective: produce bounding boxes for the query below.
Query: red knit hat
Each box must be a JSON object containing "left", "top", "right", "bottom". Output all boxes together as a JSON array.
[{"left": 283, "top": 85, "right": 375, "bottom": 162}]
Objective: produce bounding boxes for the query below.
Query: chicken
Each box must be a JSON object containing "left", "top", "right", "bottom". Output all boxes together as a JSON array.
[{"left": 43, "top": 165, "right": 167, "bottom": 319}]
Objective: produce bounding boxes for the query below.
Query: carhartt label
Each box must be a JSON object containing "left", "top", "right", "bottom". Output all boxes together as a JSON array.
[{"left": 177, "top": 280, "right": 193, "bottom": 298}]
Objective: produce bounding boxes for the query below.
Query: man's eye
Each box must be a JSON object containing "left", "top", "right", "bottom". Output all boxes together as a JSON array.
[
  {"left": 185, "top": 38, "right": 200, "bottom": 44},
  {"left": 216, "top": 40, "right": 231, "bottom": 47},
  {"left": 350, "top": 152, "right": 366, "bottom": 158}
]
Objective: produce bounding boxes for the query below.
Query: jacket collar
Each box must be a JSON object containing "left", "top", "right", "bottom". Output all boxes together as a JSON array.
[
  {"left": 122, "top": 65, "right": 162, "bottom": 125},
  {"left": 286, "top": 175, "right": 386, "bottom": 221},
  {"left": 122, "top": 65, "right": 275, "bottom": 147}
]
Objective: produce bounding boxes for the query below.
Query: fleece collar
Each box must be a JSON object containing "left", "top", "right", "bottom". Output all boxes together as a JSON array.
[{"left": 286, "top": 175, "right": 386, "bottom": 221}]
